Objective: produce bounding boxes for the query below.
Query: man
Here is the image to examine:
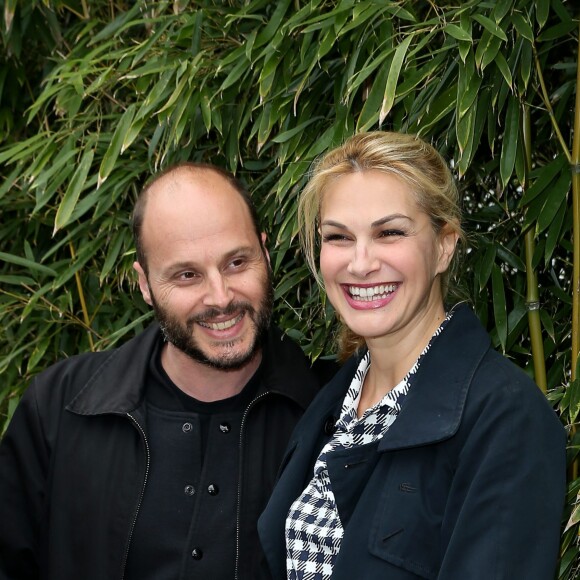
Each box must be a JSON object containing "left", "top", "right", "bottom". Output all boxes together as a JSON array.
[{"left": 0, "top": 163, "right": 321, "bottom": 579}]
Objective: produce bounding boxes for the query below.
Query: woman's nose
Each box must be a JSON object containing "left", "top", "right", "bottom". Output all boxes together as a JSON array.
[{"left": 347, "top": 242, "right": 380, "bottom": 278}]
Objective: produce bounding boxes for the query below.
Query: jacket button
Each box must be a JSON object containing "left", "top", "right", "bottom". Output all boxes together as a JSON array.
[
  {"left": 219, "top": 422, "right": 231, "bottom": 433},
  {"left": 184, "top": 485, "right": 195, "bottom": 496},
  {"left": 207, "top": 483, "right": 219, "bottom": 496},
  {"left": 324, "top": 416, "right": 336, "bottom": 436},
  {"left": 182, "top": 422, "right": 193, "bottom": 433},
  {"left": 191, "top": 547, "right": 203, "bottom": 560}
]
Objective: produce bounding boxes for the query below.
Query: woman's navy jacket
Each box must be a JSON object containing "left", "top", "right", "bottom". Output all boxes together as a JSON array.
[{"left": 259, "top": 305, "right": 566, "bottom": 579}]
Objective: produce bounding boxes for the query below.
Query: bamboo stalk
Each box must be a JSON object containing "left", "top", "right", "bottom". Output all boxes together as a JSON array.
[
  {"left": 571, "top": 20, "right": 580, "bottom": 385},
  {"left": 521, "top": 104, "right": 547, "bottom": 392},
  {"left": 69, "top": 242, "right": 95, "bottom": 351},
  {"left": 570, "top": 20, "right": 580, "bottom": 487}
]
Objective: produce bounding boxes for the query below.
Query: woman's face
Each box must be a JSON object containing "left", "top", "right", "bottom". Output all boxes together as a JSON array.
[{"left": 319, "top": 170, "right": 456, "bottom": 344}]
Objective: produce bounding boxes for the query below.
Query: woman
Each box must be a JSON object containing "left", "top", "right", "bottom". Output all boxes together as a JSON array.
[{"left": 259, "top": 131, "right": 566, "bottom": 579}]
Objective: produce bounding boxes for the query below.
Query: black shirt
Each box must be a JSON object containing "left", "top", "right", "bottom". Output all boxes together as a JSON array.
[{"left": 124, "top": 337, "right": 261, "bottom": 580}]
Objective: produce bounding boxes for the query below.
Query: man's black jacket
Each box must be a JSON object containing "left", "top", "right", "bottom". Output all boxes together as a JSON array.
[{"left": 0, "top": 323, "right": 320, "bottom": 580}]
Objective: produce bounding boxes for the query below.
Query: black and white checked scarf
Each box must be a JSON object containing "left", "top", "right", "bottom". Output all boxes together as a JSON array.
[{"left": 285, "top": 312, "right": 453, "bottom": 579}]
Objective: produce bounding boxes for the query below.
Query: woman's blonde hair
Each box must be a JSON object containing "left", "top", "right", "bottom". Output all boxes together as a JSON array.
[{"left": 298, "top": 131, "right": 464, "bottom": 359}]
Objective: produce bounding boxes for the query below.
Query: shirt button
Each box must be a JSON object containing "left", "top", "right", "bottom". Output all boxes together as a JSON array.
[
  {"left": 191, "top": 547, "right": 203, "bottom": 560},
  {"left": 184, "top": 485, "right": 195, "bottom": 496},
  {"left": 207, "top": 484, "right": 219, "bottom": 496},
  {"left": 182, "top": 422, "right": 192, "bottom": 433},
  {"left": 219, "top": 422, "right": 231, "bottom": 433}
]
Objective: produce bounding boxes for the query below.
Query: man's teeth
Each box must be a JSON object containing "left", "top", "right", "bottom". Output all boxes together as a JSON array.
[
  {"left": 199, "top": 313, "right": 243, "bottom": 330},
  {"left": 348, "top": 284, "right": 397, "bottom": 301}
]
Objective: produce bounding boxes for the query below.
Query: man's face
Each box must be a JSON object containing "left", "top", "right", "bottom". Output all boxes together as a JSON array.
[{"left": 135, "top": 169, "right": 273, "bottom": 370}]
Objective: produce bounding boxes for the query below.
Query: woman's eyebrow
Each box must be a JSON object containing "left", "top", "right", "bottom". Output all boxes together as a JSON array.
[{"left": 371, "top": 214, "right": 412, "bottom": 228}]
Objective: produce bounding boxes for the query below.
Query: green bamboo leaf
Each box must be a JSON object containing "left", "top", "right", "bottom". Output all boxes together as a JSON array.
[
  {"left": 536, "top": 172, "right": 571, "bottom": 234},
  {"left": 493, "top": 0, "right": 513, "bottom": 22},
  {"left": 201, "top": 89, "right": 212, "bottom": 133},
  {"left": 317, "top": 26, "right": 337, "bottom": 60},
  {"left": 218, "top": 57, "right": 250, "bottom": 92},
  {"left": 254, "top": 0, "right": 292, "bottom": 48},
  {"left": 122, "top": 116, "right": 148, "bottom": 154},
  {"left": 271, "top": 117, "right": 323, "bottom": 143},
  {"left": 472, "top": 14, "right": 508, "bottom": 41},
  {"left": 537, "top": 21, "right": 576, "bottom": 42},
  {"left": 418, "top": 85, "right": 456, "bottom": 133},
  {"left": 496, "top": 246, "right": 525, "bottom": 271},
  {"left": 478, "top": 242, "right": 497, "bottom": 290},
  {"left": 0, "top": 252, "right": 57, "bottom": 276},
  {"left": 491, "top": 264, "right": 508, "bottom": 351},
  {"left": 536, "top": 0, "right": 550, "bottom": 28},
  {"left": 519, "top": 155, "right": 567, "bottom": 208},
  {"left": 565, "top": 502, "right": 580, "bottom": 533},
  {"left": 257, "top": 102, "right": 274, "bottom": 153},
  {"left": 26, "top": 335, "right": 51, "bottom": 374},
  {"left": 3, "top": 0, "right": 16, "bottom": 34},
  {"left": 480, "top": 35, "right": 502, "bottom": 70},
  {"left": 458, "top": 40, "right": 471, "bottom": 64},
  {"left": 457, "top": 87, "right": 488, "bottom": 176},
  {"left": 54, "top": 147, "right": 95, "bottom": 233},
  {"left": 98, "top": 104, "right": 136, "bottom": 187},
  {"left": 0, "top": 132, "right": 48, "bottom": 165},
  {"left": 499, "top": 96, "right": 519, "bottom": 188},
  {"left": 544, "top": 196, "right": 567, "bottom": 266},
  {"left": 87, "top": 4, "right": 142, "bottom": 44},
  {"left": 357, "top": 57, "right": 391, "bottom": 132},
  {"left": 444, "top": 24, "right": 472, "bottom": 42},
  {"left": 457, "top": 56, "right": 481, "bottom": 119},
  {"left": 511, "top": 13, "right": 534, "bottom": 42},
  {"left": 380, "top": 33, "right": 414, "bottom": 124},
  {"left": 494, "top": 51, "right": 512, "bottom": 89},
  {"left": 191, "top": 9, "right": 203, "bottom": 55},
  {"left": 456, "top": 99, "right": 476, "bottom": 154}
]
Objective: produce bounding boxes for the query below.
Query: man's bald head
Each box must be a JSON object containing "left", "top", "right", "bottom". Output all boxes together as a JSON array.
[{"left": 132, "top": 162, "right": 262, "bottom": 272}]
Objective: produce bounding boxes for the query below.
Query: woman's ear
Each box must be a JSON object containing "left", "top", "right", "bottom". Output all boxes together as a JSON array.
[{"left": 436, "top": 222, "right": 459, "bottom": 275}]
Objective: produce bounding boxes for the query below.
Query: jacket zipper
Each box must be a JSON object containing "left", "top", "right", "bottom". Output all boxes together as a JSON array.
[
  {"left": 234, "top": 392, "right": 269, "bottom": 580},
  {"left": 120, "top": 412, "right": 151, "bottom": 580}
]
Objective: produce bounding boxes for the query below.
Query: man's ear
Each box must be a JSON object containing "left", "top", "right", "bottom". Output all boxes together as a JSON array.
[
  {"left": 133, "top": 261, "right": 153, "bottom": 306},
  {"left": 261, "top": 232, "right": 271, "bottom": 266},
  {"left": 436, "top": 223, "right": 459, "bottom": 275}
]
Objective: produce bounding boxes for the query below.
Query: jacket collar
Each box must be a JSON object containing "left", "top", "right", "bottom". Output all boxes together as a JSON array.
[
  {"left": 377, "top": 303, "right": 490, "bottom": 450},
  {"left": 67, "top": 323, "right": 317, "bottom": 416},
  {"left": 312, "top": 304, "right": 491, "bottom": 451}
]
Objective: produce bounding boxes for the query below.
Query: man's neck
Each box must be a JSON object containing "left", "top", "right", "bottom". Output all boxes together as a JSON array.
[{"left": 160, "top": 343, "right": 262, "bottom": 402}]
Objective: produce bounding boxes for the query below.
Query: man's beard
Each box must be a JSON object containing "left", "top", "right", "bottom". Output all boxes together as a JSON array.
[{"left": 150, "top": 268, "right": 274, "bottom": 371}]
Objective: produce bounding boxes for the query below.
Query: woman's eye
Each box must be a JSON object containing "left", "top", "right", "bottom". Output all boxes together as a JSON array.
[
  {"left": 322, "top": 233, "right": 350, "bottom": 242},
  {"left": 379, "top": 229, "right": 405, "bottom": 238}
]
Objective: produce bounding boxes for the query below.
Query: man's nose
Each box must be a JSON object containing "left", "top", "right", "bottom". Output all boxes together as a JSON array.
[{"left": 203, "top": 272, "right": 234, "bottom": 308}]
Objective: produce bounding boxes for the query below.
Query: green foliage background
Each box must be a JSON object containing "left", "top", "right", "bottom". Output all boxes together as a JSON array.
[{"left": 0, "top": 0, "right": 578, "bottom": 576}]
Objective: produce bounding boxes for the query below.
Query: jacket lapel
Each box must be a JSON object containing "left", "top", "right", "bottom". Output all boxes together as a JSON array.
[{"left": 378, "top": 304, "right": 490, "bottom": 451}]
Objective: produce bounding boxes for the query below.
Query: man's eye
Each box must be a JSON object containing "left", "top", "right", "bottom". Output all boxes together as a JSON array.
[
  {"left": 229, "top": 258, "right": 246, "bottom": 269},
  {"left": 179, "top": 271, "right": 198, "bottom": 280}
]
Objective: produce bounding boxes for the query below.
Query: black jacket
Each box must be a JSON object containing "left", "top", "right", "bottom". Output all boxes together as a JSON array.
[
  {"left": 259, "top": 305, "right": 566, "bottom": 579},
  {"left": 0, "top": 323, "right": 320, "bottom": 580}
]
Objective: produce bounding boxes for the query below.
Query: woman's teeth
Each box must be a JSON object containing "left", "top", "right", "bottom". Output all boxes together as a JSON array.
[{"left": 348, "top": 284, "right": 397, "bottom": 301}]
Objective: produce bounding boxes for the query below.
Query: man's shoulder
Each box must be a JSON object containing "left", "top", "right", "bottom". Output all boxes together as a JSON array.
[{"left": 27, "top": 323, "right": 159, "bottom": 404}]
